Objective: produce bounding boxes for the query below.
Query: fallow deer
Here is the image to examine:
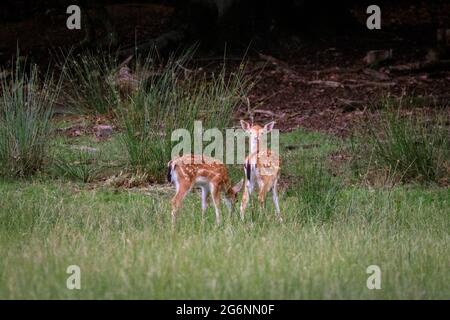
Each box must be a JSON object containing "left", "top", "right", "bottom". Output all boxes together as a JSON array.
[
  {"left": 167, "top": 154, "right": 243, "bottom": 225},
  {"left": 239, "top": 120, "right": 282, "bottom": 222}
]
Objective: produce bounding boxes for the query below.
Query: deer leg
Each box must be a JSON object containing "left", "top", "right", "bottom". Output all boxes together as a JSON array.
[
  {"left": 272, "top": 180, "right": 282, "bottom": 222},
  {"left": 210, "top": 185, "right": 222, "bottom": 225},
  {"left": 240, "top": 177, "right": 253, "bottom": 221},
  {"left": 200, "top": 186, "right": 209, "bottom": 221},
  {"left": 224, "top": 197, "right": 232, "bottom": 215},
  {"left": 170, "top": 183, "right": 190, "bottom": 225},
  {"left": 258, "top": 182, "right": 270, "bottom": 209}
]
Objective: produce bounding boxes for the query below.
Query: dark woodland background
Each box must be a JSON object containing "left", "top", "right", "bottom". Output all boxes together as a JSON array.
[
  {"left": 2, "top": 1, "right": 450, "bottom": 57},
  {"left": 1, "top": 0, "right": 449, "bottom": 134}
]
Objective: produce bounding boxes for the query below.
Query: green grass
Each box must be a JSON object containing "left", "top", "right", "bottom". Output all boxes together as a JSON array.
[
  {"left": 115, "top": 51, "right": 250, "bottom": 181},
  {"left": 0, "top": 129, "right": 448, "bottom": 299},
  {"left": 51, "top": 149, "right": 105, "bottom": 183},
  {"left": 59, "top": 50, "right": 120, "bottom": 115},
  {"left": 0, "top": 59, "right": 60, "bottom": 177},
  {"left": 293, "top": 161, "right": 342, "bottom": 222},
  {"left": 58, "top": 49, "right": 251, "bottom": 182},
  {"left": 351, "top": 105, "right": 449, "bottom": 184},
  {"left": 48, "top": 133, "right": 126, "bottom": 183}
]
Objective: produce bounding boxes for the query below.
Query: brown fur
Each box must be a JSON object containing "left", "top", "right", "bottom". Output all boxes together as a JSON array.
[
  {"left": 240, "top": 121, "right": 282, "bottom": 222},
  {"left": 168, "top": 154, "right": 242, "bottom": 225}
]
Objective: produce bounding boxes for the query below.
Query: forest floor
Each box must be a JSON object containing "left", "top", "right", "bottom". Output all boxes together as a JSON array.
[{"left": 239, "top": 39, "right": 450, "bottom": 136}]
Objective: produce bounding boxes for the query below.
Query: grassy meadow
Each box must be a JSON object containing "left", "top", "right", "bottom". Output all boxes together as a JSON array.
[
  {"left": 0, "top": 128, "right": 449, "bottom": 299},
  {"left": 0, "top": 53, "right": 449, "bottom": 299}
]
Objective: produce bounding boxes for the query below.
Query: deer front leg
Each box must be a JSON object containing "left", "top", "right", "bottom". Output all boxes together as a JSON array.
[
  {"left": 272, "top": 179, "right": 282, "bottom": 222},
  {"left": 258, "top": 182, "right": 270, "bottom": 209},
  {"left": 210, "top": 185, "right": 222, "bottom": 225}
]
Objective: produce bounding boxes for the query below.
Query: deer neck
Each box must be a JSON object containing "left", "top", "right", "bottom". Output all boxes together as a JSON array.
[
  {"left": 250, "top": 135, "right": 267, "bottom": 155},
  {"left": 250, "top": 136, "right": 259, "bottom": 155}
]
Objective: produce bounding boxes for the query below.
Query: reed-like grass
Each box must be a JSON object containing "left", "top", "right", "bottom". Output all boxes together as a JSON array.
[
  {"left": 351, "top": 105, "right": 449, "bottom": 184},
  {"left": 59, "top": 50, "right": 120, "bottom": 115},
  {"left": 52, "top": 149, "right": 104, "bottom": 183},
  {"left": 116, "top": 51, "right": 250, "bottom": 181},
  {"left": 0, "top": 59, "right": 60, "bottom": 177}
]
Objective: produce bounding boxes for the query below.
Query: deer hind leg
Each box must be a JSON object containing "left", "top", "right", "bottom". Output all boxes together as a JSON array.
[
  {"left": 170, "top": 182, "right": 190, "bottom": 225},
  {"left": 210, "top": 184, "right": 222, "bottom": 225}
]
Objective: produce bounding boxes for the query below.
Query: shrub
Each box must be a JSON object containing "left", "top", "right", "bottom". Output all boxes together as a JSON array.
[{"left": 0, "top": 59, "right": 60, "bottom": 178}]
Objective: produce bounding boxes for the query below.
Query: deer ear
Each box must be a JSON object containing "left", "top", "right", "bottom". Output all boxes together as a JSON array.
[
  {"left": 240, "top": 120, "right": 251, "bottom": 132},
  {"left": 232, "top": 179, "right": 244, "bottom": 194},
  {"left": 263, "top": 121, "right": 276, "bottom": 133}
]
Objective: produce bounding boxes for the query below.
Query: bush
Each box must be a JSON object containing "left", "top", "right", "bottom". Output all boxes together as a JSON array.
[
  {"left": 352, "top": 106, "right": 449, "bottom": 184},
  {"left": 0, "top": 59, "right": 60, "bottom": 178}
]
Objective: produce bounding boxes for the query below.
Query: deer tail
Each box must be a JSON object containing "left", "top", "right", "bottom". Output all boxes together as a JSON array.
[{"left": 167, "top": 161, "right": 175, "bottom": 183}]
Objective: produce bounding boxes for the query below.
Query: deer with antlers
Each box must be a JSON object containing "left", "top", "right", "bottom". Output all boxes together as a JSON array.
[
  {"left": 239, "top": 120, "right": 282, "bottom": 222},
  {"left": 167, "top": 154, "right": 243, "bottom": 225}
]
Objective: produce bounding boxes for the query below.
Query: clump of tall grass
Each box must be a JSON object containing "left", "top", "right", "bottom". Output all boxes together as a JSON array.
[
  {"left": 52, "top": 149, "right": 104, "bottom": 183},
  {"left": 59, "top": 50, "right": 120, "bottom": 115},
  {"left": 0, "top": 59, "right": 60, "bottom": 178},
  {"left": 116, "top": 51, "right": 251, "bottom": 181},
  {"left": 294, "top": 160, "right": 341, "bottom": 222},
  {"left": 351, "top": 105, "right": 449, "bottom": 184}
]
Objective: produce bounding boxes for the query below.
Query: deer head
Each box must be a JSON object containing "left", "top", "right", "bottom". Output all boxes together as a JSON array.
[{"left": 240, "top": 120, "right": 276, "bottom": 154}]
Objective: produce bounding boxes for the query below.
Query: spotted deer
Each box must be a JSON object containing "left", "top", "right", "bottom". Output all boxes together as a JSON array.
[
  {"left": 240, "top": 120, "right": 282, "bottom": 222},
  {"left": 167, "top": 154, "right": 243, "bottom": 225}
]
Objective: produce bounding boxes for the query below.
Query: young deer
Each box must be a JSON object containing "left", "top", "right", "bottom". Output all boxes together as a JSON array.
[
  {"left": 167, "top": 154, "right": 243, "bottom": 225},
  {"left": 240, "top": 120, "right": 282, "bottom": 222}
]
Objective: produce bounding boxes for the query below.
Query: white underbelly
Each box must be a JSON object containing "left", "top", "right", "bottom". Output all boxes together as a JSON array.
[{"left": 194, "top": 176, "right": 211, "bottom": 190}]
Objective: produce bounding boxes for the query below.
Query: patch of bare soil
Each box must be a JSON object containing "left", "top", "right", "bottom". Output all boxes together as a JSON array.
[
  {"left": 233, "top": 1, "right": 450, "bottom": 135},
  {"left": 238, "top": 43, "right": 450, "bottom": 136}
]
